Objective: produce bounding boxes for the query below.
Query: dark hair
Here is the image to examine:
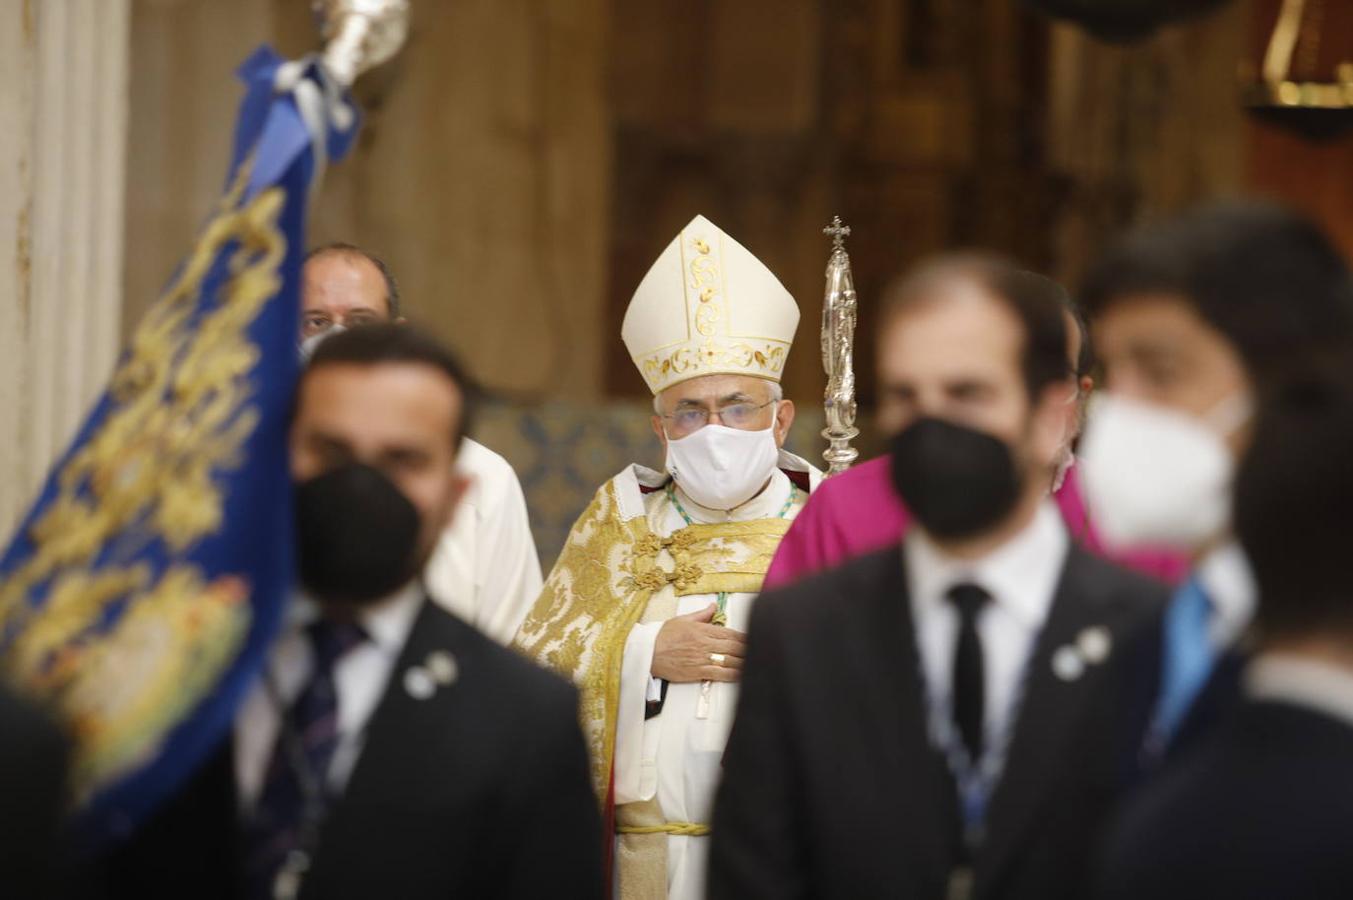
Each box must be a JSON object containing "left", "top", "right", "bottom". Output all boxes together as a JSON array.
[
  {"left": 1066, "top": 298, "right": 1094, "bottom": 379},
  {"left": 881, "top": 254, "right": 1073, "bottom": 399},
  {"left": 304, "top": 242, "right": 402, "bottom": 319},
  {"left": 302, "top": 323, "right": 477, "bottom": 446},
  {"left": 1079, "top": 201, "right": 1353, "bottom": 381},
  {"left": 1235, "top": 354, "right": 1353, "bottom": 641}
]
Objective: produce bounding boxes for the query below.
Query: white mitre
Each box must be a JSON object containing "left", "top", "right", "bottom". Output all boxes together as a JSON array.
[{"left": 622, "top": 214, "right": 800, "bottom": 395}]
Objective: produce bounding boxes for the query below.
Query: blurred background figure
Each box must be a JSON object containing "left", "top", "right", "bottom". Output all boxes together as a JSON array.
[
  {"left": 93, "top": 325, "right": 601, "bottom": 900},
  {"left": 1096, "top": 356, "right": 1353, "bottom": 900},
  {"left": 299, "top": 244, "right": 543, "bottom": 644},
  {"left": 1076, "top": 201, "right": 1353, "bottom": 762},
  {"left": 763, "top": 256, "right": 1188, "bottom": 591},
  {"left": 299, "top": 244, "right": 405, "bottom": 353},
  {"left": 711, "top": 257, "right": 1166, "bottom": 900}
]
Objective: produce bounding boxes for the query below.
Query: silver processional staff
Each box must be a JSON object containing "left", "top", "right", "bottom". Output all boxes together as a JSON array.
[{"left": 820, "top": 216, "right": 860, "bottom": 476}]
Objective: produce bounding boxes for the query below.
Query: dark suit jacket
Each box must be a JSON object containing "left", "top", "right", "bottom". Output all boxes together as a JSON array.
[
  {"left": 1096, "top": 698, "right": 1353, "bottom": 900},
  {"left": 95, "top": 598, "right": 603, "bottom": 900},
  {"left": 709, "top": 544, "right": 1167, "bottom": 900},
  {"left": 0, "top": 685, "right": 69, "bottom": 899},
  {"left": 1150, "top": 646, "right": 1246, "bottom": 763}
]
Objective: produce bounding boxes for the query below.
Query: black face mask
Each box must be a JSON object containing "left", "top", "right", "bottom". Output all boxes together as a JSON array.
[
  {"left": 889, "top": 417, "right": 1022, "bottom": 540},
  {"left": 295, "top": 462, "right": 422, "bottom": 607}
]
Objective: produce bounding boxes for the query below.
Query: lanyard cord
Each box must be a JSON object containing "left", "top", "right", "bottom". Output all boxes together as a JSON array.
[{"left": 918, "top": 619, "right": 1044, "bottom": 849}]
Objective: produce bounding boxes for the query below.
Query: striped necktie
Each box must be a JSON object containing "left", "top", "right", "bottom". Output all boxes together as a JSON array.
[{"left": 243, "top": 617, "right": 367, "bottom": 899}]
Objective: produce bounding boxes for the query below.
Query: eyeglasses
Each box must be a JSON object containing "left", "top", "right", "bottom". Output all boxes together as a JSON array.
[
  {"left": 661, "top": 399, "right": 776, "bottom": 438},
  {"left": 301, "top": 308, "right": 384, "bottom": 338}
]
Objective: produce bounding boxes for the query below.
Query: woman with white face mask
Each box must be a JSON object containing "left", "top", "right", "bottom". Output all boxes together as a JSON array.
[{"left": 1075, "top": 201, "right": 1353, "bottom": 765}]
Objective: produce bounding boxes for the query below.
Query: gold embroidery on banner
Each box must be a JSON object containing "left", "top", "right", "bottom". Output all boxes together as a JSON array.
[{"left": 0, "top": 161, "right": 285, "bottom": 802}]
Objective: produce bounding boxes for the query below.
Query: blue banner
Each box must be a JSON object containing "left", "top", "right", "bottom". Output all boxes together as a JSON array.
[{"left": 0, "top": 46, "right": 358, "bottom": 848}]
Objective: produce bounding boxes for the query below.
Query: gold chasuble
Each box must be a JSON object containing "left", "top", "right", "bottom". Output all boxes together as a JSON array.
[{"left": 514, "top": 458, "right": 818, "bottom": 897}]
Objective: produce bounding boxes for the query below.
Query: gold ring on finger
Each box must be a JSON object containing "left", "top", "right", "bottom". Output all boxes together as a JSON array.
[{"left": 710, "top": 653, "right": 727, "bottom": 666}]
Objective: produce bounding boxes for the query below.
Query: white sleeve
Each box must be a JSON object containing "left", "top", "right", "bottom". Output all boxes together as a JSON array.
[
  {"left": 613, "top": 621, "right": 663, "bottom": 805},
  {"left": 466, "top": 447, "right": 545, "bottom": 645}
]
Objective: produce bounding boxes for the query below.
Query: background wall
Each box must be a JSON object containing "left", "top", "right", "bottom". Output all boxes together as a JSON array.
[
  {"left": 1, "top": 0, "right": 128, "bottom": 532},
  {"left": 123, "top": 0, "right": 611, "bottom": 400},
  {"left": 122, "top": 0, "right": 1292, "bottom": 408},
  {"left": 10, "top": 0, "right": 1345, "bottom": 560}
]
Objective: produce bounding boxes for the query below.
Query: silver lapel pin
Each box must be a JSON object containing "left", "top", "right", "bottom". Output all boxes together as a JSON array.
[
  {"left": 1076, "top": 626, "right": 1112, "bottom": 665},
  {"left": 1052, "top": 645, "right": 1085, "bottom": 682},
  {"left": 404, "top": 665, "right": 436, "bottom": 700},
  {"left": 425, "top": 650, "right": 458, "bottom": 686}
]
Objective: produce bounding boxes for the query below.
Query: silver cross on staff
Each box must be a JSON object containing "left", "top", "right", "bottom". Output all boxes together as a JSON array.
[{"left": 824, "top": 215, "right": 852, "bottom": 249}]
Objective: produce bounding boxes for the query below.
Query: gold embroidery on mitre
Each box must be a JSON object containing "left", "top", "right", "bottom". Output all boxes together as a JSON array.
[
  {"left": 689, "top": 239, "right": 722, "bottom": 339},
  {"left": 0, "top": 162, "right": 282, "bottom": 802},
  {"left": 638, "top": 341, "right": 789, "bottom": 393}
]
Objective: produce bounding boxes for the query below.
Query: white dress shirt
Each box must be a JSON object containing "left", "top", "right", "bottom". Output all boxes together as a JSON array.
[
  {"left": 423, "top": 437, "right": 543, "bottom": 645},
  {"left": 905, "top": 501, "right": 1069, "bottom": 746},
  {"left": 1194, "top": 540, "right": 1258, "bottom": 649},
  {"left": 234, "top": 583, "right": 424, "bottom": 811},
  {"left": 1246, "top": 654, "right": 1353, "bottom": 730}
]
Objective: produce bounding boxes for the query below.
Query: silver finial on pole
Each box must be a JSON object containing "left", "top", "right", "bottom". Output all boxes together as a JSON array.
[
  {"left": 312, "top": 0, "right": 411, "bottom": 88},
  {"left": 820, "top": 216, "right": 860, "bottom": 476}
]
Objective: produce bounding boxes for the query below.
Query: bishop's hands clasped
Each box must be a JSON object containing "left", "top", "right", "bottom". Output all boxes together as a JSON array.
[{"left": 651, "top": 603, "right": 746, "bottom": 683}]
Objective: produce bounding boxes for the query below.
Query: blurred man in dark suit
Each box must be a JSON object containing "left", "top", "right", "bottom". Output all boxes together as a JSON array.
[
  {"left": 0, "top": 685, "right": 68, "bottom": 899},
  {"left": 709, "top": 256, "right": 1167, "bottom": 900},
  {"left": 1096, "top": 358, "right": 1353, "bottom": 899},
  {"left": 1076, "top": 202, "right": 1353, "bottom": 763},
  {"left": 97, "top": 325, "right": 602, "bottom": 900}
]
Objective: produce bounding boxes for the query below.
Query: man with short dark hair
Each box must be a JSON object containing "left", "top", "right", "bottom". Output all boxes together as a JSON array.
[
  {"left": 100, "top": 325, "right": 603, "bottom": 900},
  {"left": 1095, "top": 358, "right": 1353, "bottom": 899},
  {"left": 300, "top": 244, "right": 543, "bottom": 646},
  {"left": 1075, "top": 200, "right": 1353, "bottom": 761},
  {"left": 710, "top": 255, "right": 1168, "bottom": 900},
  {"left": 762, "top": 257, "right": 1188, "bottom": 592}
]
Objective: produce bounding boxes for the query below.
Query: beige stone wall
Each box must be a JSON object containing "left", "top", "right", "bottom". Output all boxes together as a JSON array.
[
  {"left": 122, "top": 0, "right": 611, "bottom": 399},
  {"left": 118, "top": 0, "right": 1269, "bottom": 412},
  {"left": 1, "top": 0, "right": 129, "bottom": 533}
]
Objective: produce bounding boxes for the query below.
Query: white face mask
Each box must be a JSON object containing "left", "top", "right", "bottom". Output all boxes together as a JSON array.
[
  {"left": 1077, "top": 392, "right": 1251, "bottom": 552},
  {"left": 298, "top": 323, "right": 347, "bottom": 362},
  {"left": 664, "top": 419, "right": 781, "bottom": 511}
]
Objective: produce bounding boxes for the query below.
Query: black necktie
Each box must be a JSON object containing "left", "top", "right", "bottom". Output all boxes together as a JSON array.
[{"left": 946, "top": 583, "right": 990, "bottom": 764}]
